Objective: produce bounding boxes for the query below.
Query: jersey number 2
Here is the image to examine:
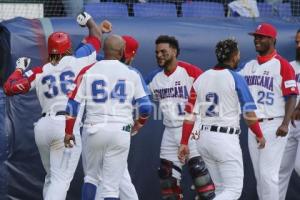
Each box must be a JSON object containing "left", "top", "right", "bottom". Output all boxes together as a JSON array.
[{"left": 205, "top": 92, "right": 219, "bottom": 117}]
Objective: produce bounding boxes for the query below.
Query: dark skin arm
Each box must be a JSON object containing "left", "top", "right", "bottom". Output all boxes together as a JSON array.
[
  {"left": 291, "top": 100, "right": 300, "bottom": 127},
  {"left": 86, "top": 17, "right": 102, "bottom": 41},
  {"left": 276, "top": 95, "right": 297, "bottom": 137}
]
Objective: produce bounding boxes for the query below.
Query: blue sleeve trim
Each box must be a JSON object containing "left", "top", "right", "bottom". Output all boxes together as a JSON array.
[
  {"left": 284, "top": 94, "right": 297, "bottom": 101},
  {"left": 144, "top": 68, "right": 163, "bottom": 85},
  {"left": 128, "top": 66, "right": 151, "bottom": 95},
  {"left": 229, "top": 70, "right": 257, "bottom": 112},
  {"left": 75, "top": 42, "right": 85, "bottom": 51},
  {"left": 74, "top": 43, "right": 96, "bottom": 58},
  {"left": 96, "top": 54, "right": 104, "bottom": 61},
  {"left": 135, "top": 96, "right": 152, "bottom": 116},
  {"left": 66, "top": 99, "right": 80, "bottom": 117}
]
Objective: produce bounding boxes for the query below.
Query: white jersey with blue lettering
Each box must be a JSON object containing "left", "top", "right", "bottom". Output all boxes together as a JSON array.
[
  {"left": 238, "top": 53, "right": 298, "bottom": 118},
  {"left": 71, "top": 60, "right": 149, "bottom": 125},
  {"left": 146, "top": 61, "right": 202, "bottom": 128},
  {"left": 192, "top": 67, "right": 256, "bottom": 128},
  {"left": 27, "top": 53, "right": 96, "bottom": 114}
]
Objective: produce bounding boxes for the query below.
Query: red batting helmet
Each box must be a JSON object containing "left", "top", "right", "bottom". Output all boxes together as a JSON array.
[
  {"left": 122, "top": 35, "right": 139, "bottom": 59},
  {"left": 48, "top": 32, "right": 72, "bottom": 54}
]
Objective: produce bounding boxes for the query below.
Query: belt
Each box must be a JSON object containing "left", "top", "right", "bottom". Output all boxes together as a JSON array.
[
  {"left": 41, "top": 111, "right": 68, "bottom": 117},
  {"left": 258, "top": 118, "right": 274, "bottom": 122},
  {"left": 200, "top": 125, "right": 240, "bottom": 135}
]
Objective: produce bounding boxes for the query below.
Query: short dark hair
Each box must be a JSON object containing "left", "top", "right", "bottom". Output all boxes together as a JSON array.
[
  {"left": 155, "top": 35, "right": 180, "bottom": 57},
  {"left": 297, "top": 29, "right": 300, "bottom": 34},
  {"left": 215, "top": 38, "right": 239, "bottom": 63}
]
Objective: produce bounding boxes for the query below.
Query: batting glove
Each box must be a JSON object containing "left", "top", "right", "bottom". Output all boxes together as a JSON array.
[
  {"left": 16, "top": 57, "right": 31, "bottom": 71},
  {"left": 77, "top": 12, "right": 91, "bottom": 27}
]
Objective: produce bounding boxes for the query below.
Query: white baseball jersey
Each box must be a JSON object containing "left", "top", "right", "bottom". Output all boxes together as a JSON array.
[
  {"left": 239, "top": 52, "right": 298, "bottom": 118},
  {"left": 191, "top": 66, "right": 256, "bottom": 128},
  {"left": 146, "top": 61, "right": 202, "bottom": 127},
  {"left": 291, "top": 60, "right": 300, "bottom": 101},
  {"left": 69, "top": 60, "right": 149, "bottom": 125},
  {"left": 25, "top": 53, "right": 96, "bottom": 114}
]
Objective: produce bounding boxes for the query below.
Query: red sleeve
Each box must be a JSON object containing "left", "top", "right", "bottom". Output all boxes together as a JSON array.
[
  {"left": 84, "top": 36, "right": 101, "bottom": 53},
  {"left": 185, "top": 86, "right": 197, "bottom": 114},
  {"left": 180, "top": 120, "right": 195, "bottom": 145},
  {"left": 24, "top": 67, "right": 43, "bottom": 83},
  {"left": 4, "top": 67, "right": 43, "bottom": 96},
  {"left": 178, "top": 60, "right": 203, "bottom": 79},
  {"left": 277, "top": 55, "right": 299, "bottom": 96},
  {"left": 68, "top": 63, "right": 95, "bottom": 99},
  {"left": 65, "top": 117, "right": 76, "bottom": 135}
]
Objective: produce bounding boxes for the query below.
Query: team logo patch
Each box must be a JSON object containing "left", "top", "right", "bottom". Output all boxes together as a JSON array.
[
  {"left": 284, "top": 80, "right": 296, "bottom": 88},
  {"left": 24, "top": 70, "right": 33, "bottom": 77}
]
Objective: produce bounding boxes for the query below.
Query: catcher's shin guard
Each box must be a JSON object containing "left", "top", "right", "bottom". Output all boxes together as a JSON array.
[
  {"left": 188, "top": 156, "right": 215, "bottom": 200},
  {"left": 158, "top": 159, "right": 183, "bottom": 200}
]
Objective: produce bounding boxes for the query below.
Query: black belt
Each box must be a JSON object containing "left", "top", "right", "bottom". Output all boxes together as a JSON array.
[
  {"left": 201, "top": 125, "right": 240, "bottom": 135},
  {"left": 258, "top": 118, "right": 274, "bottom": 122},
  {"left": 41, "top": 111, "right": 68, "bottom": 117}
]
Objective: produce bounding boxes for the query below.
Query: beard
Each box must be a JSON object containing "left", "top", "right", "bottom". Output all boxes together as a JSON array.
[
  {"left": 157, "top": 57, "right": 173, "bottom": 69},
  {"left": 296, "top": 48, "right": 300, "bottom": 61}
]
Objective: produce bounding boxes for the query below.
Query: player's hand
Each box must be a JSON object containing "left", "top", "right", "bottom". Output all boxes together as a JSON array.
[
  {"left": 291, "top": 108, "right": 300, "bottom": 128},
  {"left": 16, "top": 57, "right": 31, "bottom": 71},
  {"left": 276, "top": 123, "right": 289, "bottom": 137},
  {"left": 131, "top": 120, "right": 143, "bottom": 136},
  {"left": 178, "top": 144, "right": 189, "bottom": 164},
  {"left": 256, "top": 136, "right": 266, "bottom": 149},
  {"left": 99, "top": 20, "right": 112, "bottom": 33},
  {"left": 64, "top": 134, "right": 76, "bottom": 148},
  {"left": 77, "top": 12, "right": 91, "bottom": 27}
]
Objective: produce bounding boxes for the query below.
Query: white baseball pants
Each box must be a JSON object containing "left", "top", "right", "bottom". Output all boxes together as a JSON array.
[
  {"left": 84, "top": 122, "right": 131, "bottom": 199},
  {"left": 279, "top": 120, "right": 300, "bottom": 200},
  {"left": 196, "top": 130, "right": 243, "bottom": 200},
  {"left": 34, "top": 115, "right": 81, "bottom": 200},
  {"left": 82, "top": 126, "right": 138, "bottom": 200},
  {"left": 248, "top": 118, "right": 287, "bottom": 200},
  {"left": 160, "top": 126, "right": 200, "bottom": 179}
]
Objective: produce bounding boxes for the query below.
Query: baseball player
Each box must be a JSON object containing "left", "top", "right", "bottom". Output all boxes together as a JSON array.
[
  {"left": 238, "top": 23, "right": 299, "bottom": 200},
  {"left": 178, "top": 38, "right": 266, "bottom": 200},
  {"left": 64, "top": 35, "right": 152, "bottom": 200},
  {"left": 4, "top": 12, "right": 103, "bottom": 200},
  {"left": 145, "top": 35, "right": 215, "bottom": 200},
  {"left": 279, "top": 29, "right": 300, "bottom": 200},
  {"left": 81, "top": 35, "right": 141, "bottom": 200}
]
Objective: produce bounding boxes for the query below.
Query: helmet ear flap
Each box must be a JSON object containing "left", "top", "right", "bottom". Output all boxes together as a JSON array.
[{"left": 48, "top": 32, "right": 72, "bottom": 55}]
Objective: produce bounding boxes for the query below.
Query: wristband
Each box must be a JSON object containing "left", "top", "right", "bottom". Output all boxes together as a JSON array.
[{"left": 249, "top": 121, "right": 263, "bottom": 138}]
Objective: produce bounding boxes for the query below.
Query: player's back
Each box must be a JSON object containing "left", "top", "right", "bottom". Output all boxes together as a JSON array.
[
  {"left": 82, "top": 60, "right": 147, "bottom": 124},
  {"left": 34, "top": 55, "right": 95, "bottom": 114},
  {"left": 193, "top": 68, "right": 242, "bottom": 128}
]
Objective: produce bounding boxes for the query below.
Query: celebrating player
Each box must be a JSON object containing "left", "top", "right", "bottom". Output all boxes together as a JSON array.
[
  {"left": 145, "top": 35, "right": 215, "bottom": 200},
  {"left": 64, "top": 35, "right": 152, "bottom": 200},
  {"left": 239, "top": 23, "right": 298, "bottom": 200},
  {"left": 81, "top": 35, "right": 141, "bottom": 200},
  {"left": 179, "top": 38, "right": 266, "bottom": 200},
  {"left": 4, "top": 12, "right": 104, "bottom": 200},
  {"left": 279, "top": 29, "right": 300, "bottom": 200}
]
